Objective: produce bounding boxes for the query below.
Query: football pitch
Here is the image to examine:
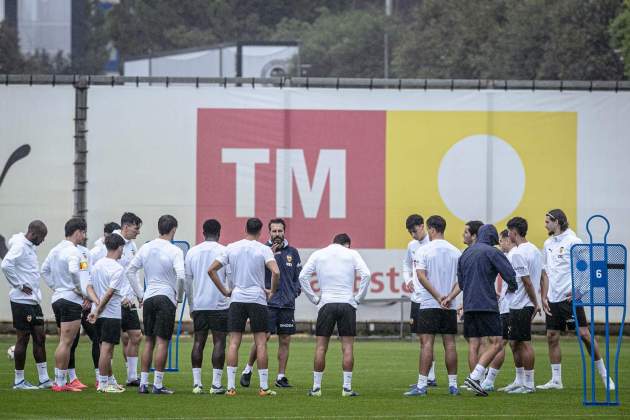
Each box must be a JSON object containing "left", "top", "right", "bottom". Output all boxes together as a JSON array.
[{"left": 0, "top": 335, "right": 628, "bottom": 419}]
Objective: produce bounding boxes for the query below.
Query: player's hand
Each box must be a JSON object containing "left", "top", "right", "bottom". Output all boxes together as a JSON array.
[
  {"left": 82, "top": 299, "right": 92, "bottom": 310},
  {"left": 138, "top": 298, "right": 143, "bottom": 308},
  {"left": 21, "top": 285, "right": 33, "bottom": 295},
  {"left": 265, "top": 289, "right": 273, "bottom": 301},
  {"left": 456, "top": 304, "right": 464, "bottom": 320},
  {"left": 224, "top": 288, "right": 232, "bottom": 298},
  {"left": 438, "top": 296, "right": 449, "bottom": 309},
  {"left": 565, "top": 291, "right": 573, "bottom": 302},
  {"left": 122, "top": 298, "right": 131, "bottom": 308},
  {"left": 87, "top": 313, "right": 97, "bottom": 324},
  {"left": 271, "top": 242, "right": 281, "bottom": 253},
  {"left": 532, "top": 303, "right": 541, "bottom": 320},
  {"left": 542, "top": 298, "right": 552, "bottom": 316},
  {"left": 406, "top": 282, "right": 414, "bottom": 292}
]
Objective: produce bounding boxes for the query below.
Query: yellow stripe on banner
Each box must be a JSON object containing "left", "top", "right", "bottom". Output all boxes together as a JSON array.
[{"left": 386, "top": 111, "right": 576, "bottom": 250}]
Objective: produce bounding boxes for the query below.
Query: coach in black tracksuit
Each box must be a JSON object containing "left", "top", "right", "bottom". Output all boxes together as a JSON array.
[{"left": 241, "top": 218, "right": 302, "bottom": 389}]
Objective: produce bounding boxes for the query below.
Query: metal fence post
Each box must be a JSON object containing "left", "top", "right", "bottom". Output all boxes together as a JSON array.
[{"left": 73, "top": 76, "right": 89, "bottom": 219}]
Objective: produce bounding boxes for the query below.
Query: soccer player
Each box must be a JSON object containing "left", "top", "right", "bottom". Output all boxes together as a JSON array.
[
  {"left": 241, "top": 218, "right": 302, "bottom": 389},
  {"left": 500, "top": 217, "right": 542, "bottom": 394},
  {"left": 92, "top": 212, "right": 144, "bottom": 386},
  {"left": 127, "top": 215, "right": 184, "bottom": 394},
  {"left": 402, "top": 214, "right": 437, "bottom": 388},
  {"left": 87, "top": 233, "right": 126, "bottom": 393},
  {"left": 208, "top": 218, "right": 280, "bottom": 397},
  {"left": 1, "top": 220, "right": 51, "bottom": 389},
  {"left": 184, "top": 219, "right": 230, "bottom": 394},
  {"left": 442, "top": 224, "right": 516, "bottom": 396},
  {"left": 41, "top": 217, "right": 97, "bottom": 392},
  {"left": 299, "top": 233, "right": 371, "bottom": 397},
  {"left": 404, "top": 215, "right": 461, "bottom": 397},
  {"left": 481, "top": 229, "right": 515, "bottom": 392},
  {"left": 537, "top": 209, "right": 614, "bottom": 390}
]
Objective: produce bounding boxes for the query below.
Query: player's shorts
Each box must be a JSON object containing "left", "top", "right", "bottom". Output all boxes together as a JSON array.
[
  {"left": 315, "top": 303, "right": 356, "bottom": 337},
  {"left": 500, "top": 313, "right": 511, "bottom": 340},
  {"left": 81, "top": 308, "right": 98, "bottom": 342},
  {"left": 192, "top": 309, "right": 229, "bottom": 333},
  {"left": 121, "top": 305, "right": 142, "bottom": 332},
  {"left": 415, "top": 308, "right": 457, "bottom": 335},
  {"left": 509, "top": 307, "right": 535, "bottom": 341},
  {"left": 267, "top": 307, "right": 296, "bottom": 335},
  {"left": 96, "top": 317, "right": 122, "bottom": 345},
  {"left": 545, "top": 299, "right": 587, "bottom": 331},
  {"left": 410, "top": 302, "right": 421, "bottom": 333},
  {"left": 52, "top": 299, "right": 83, "bottom": 327},
  {"left": 463, "top": 311, "right": 502, "bottom": 338},
  {"left": 228, "top": 302, "right": 268, "bottom": 333},
  {"left": 10, "top": 302, "right": 44, "bottom": 332},
  {"left": 142, "top": 295, "right": 176, "bottom": 340}
]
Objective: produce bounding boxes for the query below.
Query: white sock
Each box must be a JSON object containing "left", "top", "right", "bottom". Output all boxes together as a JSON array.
[
  {"left": 67, "top": 368, "right": 77, "bottom": 382},
  {"left": 36, "top": 362, "right": 49, "bottom": 383},
  {"left": 259, "top": 369, "right": 269, "bottom": 390},
  {"left": 483, "top": 367, "right": 499, "bottom": 386},
  {"left": 94, "top": 368, "right": 99, "bottom": 381},
  {"left": 516, "top": 367, "right": 525, "bottom": 385},
  {"left": 343, "top": 371, "right": 352, "bottom": 390},
  {"left": 551, "top": 364, "right": 562, "bottom": 383},
  {"left": 54, "top": 367, "right": 59, "bottom": 379},
  {"left": 417, "top": 374, "right": 428, "bottom": 389},
  {"left": 428, "top": 361, "right": 436, "bottom": 381},
  {"left": 212, "top": 368, "right": 223, "bottom": 388},
  {"left": 14, "top": 369, "right": 25, "bottom": 384},
  {"left": 470, "top": 364, "right": 486, "bottom": 381},
  {"left": 127, "top": 356, "right": 138, "bottom": 381},
  {"left": 524, "top": 369, "right": 534, "bottom": 389},
  {"left": 154, "top": 371, "right": 164, "bottom": 389},
  {"left": 56, "top": 369, "right": 67, "bottom": 386},
  {"left": 277, "top": 373, "right": 285, "bottom": 381},
  {"left": 448, "top": 374, "right": 458, "bottom": 387},
  {"left": 243, "top": 364, "right": 253, "bottom": 374},
  {"left": 192, "top": 368, "right": 202, "bottom": 386},
  {"left": 227, "top": 366, "right": 237, "bottom": 389},
  {"left": 313, "top": 371, "right": 323, "bottom": 390},
  {"left": 99, "top": 375, "right": 108, "bottom": 389},
  {"left": 140, "top": 371, "right": 149, "bottom": 386},
  {"left": 595, "top": 359, "right": 608, "bottom": 377}
]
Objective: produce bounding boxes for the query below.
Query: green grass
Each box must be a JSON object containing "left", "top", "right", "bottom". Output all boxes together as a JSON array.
[{"left": 0, "top": 334, "right": 628, "bottom": 419}]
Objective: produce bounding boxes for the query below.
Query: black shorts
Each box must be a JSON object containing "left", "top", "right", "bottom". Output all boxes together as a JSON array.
[
  {"left": 509, "top": 307, "right": 535, "bottom": 341},
  {"left": 416, "top": 308, "right": 457, "bottom": 335},
  {"left": 192, "top": 309, "right": 229, "bottom": 333},
  {"left": 142, "top": 295, "right": 176, "bottom": 340},
  {"left": 410, "top": 302, "right": 421, "bottom": 333},
  {"left": 96, "top": 317, "right": 122, "bottom": 345},
  {"left": 546, "top": 299, "right": 588, "bottom": 331},
  {"left": 81, "top": 308, "right": 98, "bottom": 342},
  {"left": 500, "top": 313, "right": 511, "bottom": 340},
  {"left": 228, "top": 302, "right": 268, "bottom": 333},
  {"left": 10, "top": 302, "right": 44, "bottom": 332},
  {"left": 52, "top": 299, "right": 83, "bottom": 327},
  {"left": 121, "top": 305, "right": 142, "bottom": 332},
  {"left": 463, "top": 311, "right": 502, "bottom": 338},
  {"left": 268, "top": 307, "right": 296, "bottom": 335},
  {"left": 315, "top": 303, "right": 356, "bottom": 337}
]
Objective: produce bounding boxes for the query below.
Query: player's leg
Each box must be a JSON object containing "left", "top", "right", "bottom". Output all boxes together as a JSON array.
[
  {"left": 125, "top": 329, "right": 141, "bottom": 385},
  {"left": 443, "top": 334, "right": 459, "bottom": 393},
  {"left": 310, "top": 335, "right": 330, "bottom": 396},
  {"left": 31, "top": 323, "right": 51, "bottom": 388},
  {"left": 339, "top": 304, "right": 358, "bottom": 397},
  {"left": 210, "top": 328, "right": 227, "bottom": 393},
  {"left": 54, "top": 319, "right": 81, "bottom": 390},
  {"left": 151, "top": 297, "right": 176, "bottom": 394},
  {"left": 407, "top": 333, "right": 434, "bottom": 395},
  {"left": 13, "top": 330, "right": 31, "bottom": 388},
  {"left": 190, "top": 311, "right": 208, "bottom": 393},
  {"left": 467, "top": 337, "right": 481, "bottom": 372},
  {"left": 226, "top": 302, "right": 247, "bottom": 395},
  {"left": 250, "top": 304, "right": 273, "bottom": 395},
  {"left": 81, "top": 309, "right": 100, "bottom": 386},
  {"left": 275, "top": 307, "right": 296, "bottom": 387},
  {"left": 139, "top": 297, "right": 157, "bottom": 394}
]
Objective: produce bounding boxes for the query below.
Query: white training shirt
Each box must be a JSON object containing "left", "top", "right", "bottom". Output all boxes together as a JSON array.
[
  {"left": 41, "top": 240, "right": 85, "bottom": 305},
  {"left": 298, "top": 244, "right": 371, "bottom": 310},
  {"left": 543, "top": 229, "right": 582, "bottom": 303},
  {"left": 498, "top": 248, "right": 516, "bottom": 314},
  {"left": 127, "top": 238, "right": 185, "bottom": 305},
  {"left": 77, "top": 244, "right": 92, "bottom": 297},
  {"left": 215, "top": 239, "right": 274, "bottom": 306},
  {"left": 402, "top": 235, "right": 430, "bottom": 303},
  {"left": 90, "top": 257, "right": 125, "bottom": 319},
  {"left": 91, "top": 230, "right": 139, "bottom": 300},
  {"left": 509, "top": 241, "right": 543, "bottom": 310},
  {"left": 1, "top": 233, "right": 42, "bottom": 305},
  {"left": 185, "top": 241, "right": 230, "bottom": 311},
  {"left": 414, "top": 238, "right": 461, "bottom": 310}
]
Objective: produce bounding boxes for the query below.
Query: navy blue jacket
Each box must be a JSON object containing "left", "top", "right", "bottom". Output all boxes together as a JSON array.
[
  {"left": 265, "top": 239, "right": 302, "bottom": 309},
  {"left": 458, "top": 224, "right": 517, "bottom": 313}
]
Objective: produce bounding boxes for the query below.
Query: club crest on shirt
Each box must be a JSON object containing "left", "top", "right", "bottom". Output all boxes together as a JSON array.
[
  {"left": 26, "top": 315, "right": 32, "bottom": 323},
  {"left": 287, "top": 255, "right": 292, "bottom": 263},
  {"left": 79, "top": 260, "right": 88, "bottom": 270}
]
